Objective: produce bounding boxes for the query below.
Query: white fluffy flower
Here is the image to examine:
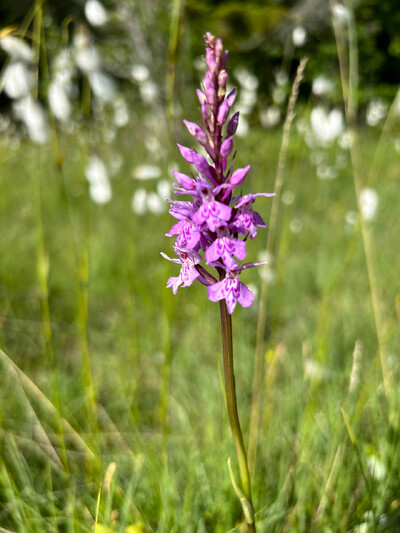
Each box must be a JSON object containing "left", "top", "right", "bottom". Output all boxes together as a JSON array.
[
  {"left": 292, "top": 26, "right": 307, "bottom": 47},
  {"left": 89, "top": 70, "right": 116, "bottom": 102},
  {"left": 85, "top": 0, "right": 108, "bottom": 27},
  {"left": 76, "top": 45, "right": 100, "bottom": 73},
  {"left": 260, "top": 106, "right": 281, "bottom": 128},
  {"left": 132, "top": 165, "right": 161, "bottom": 180},
  {"left": 3, "top": 62, "right": 32, "bottom": 99},
  {"left": 312, "top": 76, "right": 334, "bottom": 96},
  {"left": 132, "top": 188, "right": 147, "bottom": 215},
  {"left": 366, "top": 99, "right": 388, "bottom": 127},
  {"left": 359, "top": 188, "right": 378, "bottom": 221},
  {"left": 0, "top": 36, "right": 33, "bottom": 62},
  {"left": 85, "top": 155, "right": 112, "bottom": 204},
  {"left": 131, "top": 64, "right": 149, "bottom": 83},
  {"left": 48, "top": 81, "right": 71, "bottom": 122},
  {"left": 311, "top": 107, "right": 344, "bottom": 145},
  {"left": 13, "top": 96, "right": 49, "bottom": 144}
]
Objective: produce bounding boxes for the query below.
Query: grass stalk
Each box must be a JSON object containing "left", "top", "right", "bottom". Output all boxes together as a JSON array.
[
  {"left": 248, "top": 57, "right": 308, "bottom": 477},
  {"left": 330, "top": 0, "right": 393, "bottom": 416}
]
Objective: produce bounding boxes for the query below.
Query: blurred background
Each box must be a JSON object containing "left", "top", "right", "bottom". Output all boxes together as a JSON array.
[{"left": 0, "top": 0, "right": 399, "bottom": 532}]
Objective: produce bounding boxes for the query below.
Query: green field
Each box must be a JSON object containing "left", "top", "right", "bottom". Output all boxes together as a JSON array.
[{"left": 0, "top": 108, "right": 399, "bottom": 532}]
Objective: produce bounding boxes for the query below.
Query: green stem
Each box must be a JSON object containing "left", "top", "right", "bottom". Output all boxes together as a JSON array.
[{"left": 219, "top": 300, "right": 256, "bottom": 532}]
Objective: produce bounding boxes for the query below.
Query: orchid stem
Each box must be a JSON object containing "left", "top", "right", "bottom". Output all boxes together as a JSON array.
[{"left": 219, "top": 300, "right": 256, "bottom": 532}]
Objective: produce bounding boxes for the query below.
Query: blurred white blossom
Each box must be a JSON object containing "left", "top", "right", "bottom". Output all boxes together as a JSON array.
[
  {"left": 85, "top": 0, "right": 108, "bottom": 27},
  {"left": 113, "top": 98, "right": 129, "bottom": 127},
  {"left": 132, "top": 188, "right": 147, "bottom": 215},
  {"left": 0, "top": 36, "right": 33, "bottom": 63},
  {"left": 311, "top": 107, "right": 344, "bottom": 145},
  {"left": 3, "top": 62, "right": 32, "bottom": 99},
  {"left": 157, "top": 179, "right": 171, "bottom": 200},
  {"left": 48, "top": 81, "right": 71, "bottom": 122},
  {"left": 140, "top": 80, "right": 158, "bottom": 103},
  {"left": 272, "top": 87, "right": 286, "bottom": 105},
  {"left": 312, "top": 76, "right": 334, "bottom": 96},
  {"left": 89, "top": 70, "right": 116, "bottom": 102},
  {"left": 260, "top": 106, "right": 281, "bottom": 128},
  {"left": 275, "top": 70, "right": 288, "bottom": 87},
  {"left": 13, "top": 96, "right": 49, "bottom": 144},
  {"left": 366, "top": 455, "right": 386, "bottom": 481},
  {"left": 132, "top": 165, "right": 161, "bottom": 180},
  {"left": 85, "top": 155, "right": 112, "bottom": 204},
  {"left": 146, "top": 192, "right": 164, "bottom": 214},
  {"left": 76, "top": 45, "right": 100, "bottom": 73},
  {"left": 234, "top": 67, "right": 259, "bottom": 91},
  {"left": 359, "top": 188, "right": 378, "bottom": 221},
  {"left": 332, "top": 3, "right": 351, "bottom": 23},
  {"left": 131, "top": 64, "right": 150, "bottom": 83},
  {"left": 292, "top": 26, "right": 307, "bottom": 47},
  {"left": 366, "top": 99, "right": 388, "bottom": 126}
]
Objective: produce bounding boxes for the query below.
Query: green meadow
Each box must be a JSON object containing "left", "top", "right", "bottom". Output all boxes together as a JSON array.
[
  {"left": 1, "top": 118, "right": 399, "bottom": 531},
  {"left": 1, "top": 1, "right": 400, "bottom": 530}
]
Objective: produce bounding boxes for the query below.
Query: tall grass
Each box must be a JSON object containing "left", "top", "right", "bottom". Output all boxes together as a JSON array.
[{"left": 0, "top": 3, "right": 400, "bottom": 533}]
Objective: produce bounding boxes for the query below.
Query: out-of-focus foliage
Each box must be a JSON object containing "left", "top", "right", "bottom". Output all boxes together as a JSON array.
[{"left": 1, "top": 0, "right": 400, "bottom": 112}]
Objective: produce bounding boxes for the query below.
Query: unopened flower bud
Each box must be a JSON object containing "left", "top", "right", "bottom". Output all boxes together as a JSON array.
[
  {"left": 196, "top": 89, "right": 206, "bottom": 105},
  {"left": 221, "top": 136, "right": 233, "bottom": 158},
  {"left": 227, "top": 112, "right": 239, "bottom": 135},
  {"left": 172, "top": 171, "right": 196, "bottom": 190},
  {"left": 177, "top": 144, "right": 196, "bottom": 163},
  {"left": 217, "top": 100, "right": 230, "bottom": 124},
  {"left": 230, "top": 165, "right": 250, "bottom": 186},
  {"left": 218, "top": 70, "right": 228, "bottom": 90},
  {"left": 226, "top": 88, "right": 236, "bottom": 107}
]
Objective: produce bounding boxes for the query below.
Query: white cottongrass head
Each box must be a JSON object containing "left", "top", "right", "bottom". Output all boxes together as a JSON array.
[
  {"left": 310, "top": 106, "right": 344, "bottom": 145},
  {"left": 76, "top": 45, "right": 101, "bottom": 73},
  {"left": 0, "top": 36, "right": 34, "bottom": 63},
  {"left": 131, "top": 64, "right": 149, "bottom": 83},
  {"left": 234, "top": 67, "right": 259, "bottom": 91},
  {"left": 89, "top": 70, "right": 116, "bottom": 102},
  {"left": 132, "top": 164, "right": 161, "bottom": 181},
  {"left": 48, "top": 81, "right": 71, "bottom": 122},
  {"left": 312, "top": 76, "right": 334, "bottom": 96},
  {"left": 146, "top": 191, "right": 165, "bottom": 214},
  {"left": 366, "top": 99, "right": 388, "bottom": 127},
  {"left": 13, "top": 96, "right": 49, "bottom": 144},
  {"left": 132, "top": 188, "right": 147, "bottom": 215},
  {"left": 85, "top": 155, "right": 112, "bottom": 204},
  {"left": 139, "top": 80, "right": 158, "bottom": 103},
  {"left": 3, "top": 62, "right": 32, "bottom": 99},
  {"left": 113, "top": 98, "right": 129, "bottom": 127},
  {"left": 292, "top": 26, "right": 307, "bottom": 47},
  {"left": 85, "top": 0, "right": 108, "bottom": 27},
  {"left": 332, "top": 3, "right": 351, "bottom": 23},
  {"left": 157, "top": 179, "right": 171, "bottom": 200},
  {"left": 359, "top": 188, "right": 379, "bottom": 221},
  {"left": 260, "top": 106, "right": 281, "bottom": 128}
]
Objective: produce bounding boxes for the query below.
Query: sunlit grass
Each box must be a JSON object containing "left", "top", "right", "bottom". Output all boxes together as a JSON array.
[{"left": 0, "top": 111, "right": 399, "bottom": 531}]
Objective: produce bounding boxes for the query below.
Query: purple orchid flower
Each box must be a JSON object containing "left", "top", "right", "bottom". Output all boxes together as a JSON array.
[
  {"left": 161, "top": 247, "right": 203, "bottom": 294},
  {"left": 192, "top": 183, "right": 232, "bottom": 232},
  {"left": 166, "top": 219, "right": 200, "bottom": 250},
  {"left": 161, "top": 32, "right": 274, "bottom": 314},
  {"left": 205, "top": 224, "right": 246, "bottom": 269}
]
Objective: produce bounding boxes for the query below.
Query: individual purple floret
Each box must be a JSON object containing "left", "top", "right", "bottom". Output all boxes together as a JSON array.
[
  {"left": 161, "top": 247, "right": 203, "bottom": 294},
  {"left": 161, "top": 32, "right": 275, "bottom": 313}
]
